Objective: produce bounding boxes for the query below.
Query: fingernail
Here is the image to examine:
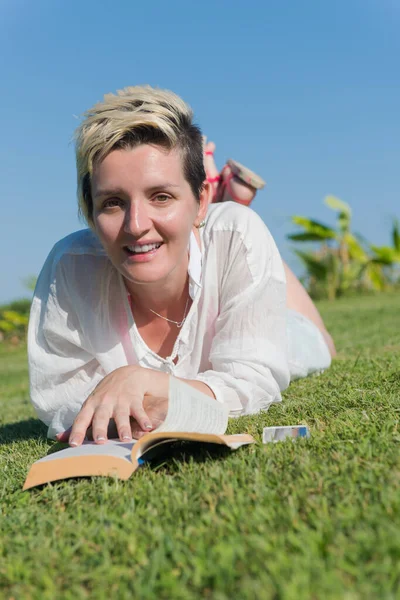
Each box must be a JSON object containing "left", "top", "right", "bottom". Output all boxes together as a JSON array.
[
  {"left": 69, "top": 438, "right": 78, "bottom": 447},
  {"left": 144, "top": 423, "right": 153, "bottom": 430},
  {"left": 96, "top": 436, "right": 106, "bottom": 442},
  {"left": 122, "top": 435, "right": 132, "bottom": 441}
]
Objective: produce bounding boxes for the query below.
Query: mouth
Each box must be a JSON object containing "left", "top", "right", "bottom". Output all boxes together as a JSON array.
[{"left": 124, "top": 242, "right": 163, "bottom": 256}]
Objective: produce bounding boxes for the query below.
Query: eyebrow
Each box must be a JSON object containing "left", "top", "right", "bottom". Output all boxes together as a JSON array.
[
  {"left": 93, "top": 183, "right": 181, "bottom": 199},
  {"left": 146, "top": 183, "right": 180, "bottom": 193},
  {"left": 93, "top": 188, "right": 125, "bottom": 199}
]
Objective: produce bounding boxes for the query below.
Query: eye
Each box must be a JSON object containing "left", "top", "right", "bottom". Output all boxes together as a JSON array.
[
  {"left": 103, "top": 198, "right": 123, "bottom": 209},
  {"left": 153, "top": 194, "right": 171, "bottom": 204}
]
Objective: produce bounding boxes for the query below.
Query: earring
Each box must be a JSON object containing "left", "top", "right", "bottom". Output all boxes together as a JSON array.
[{"left": 196, "top": 220, "right": 206, "bottom": 229}]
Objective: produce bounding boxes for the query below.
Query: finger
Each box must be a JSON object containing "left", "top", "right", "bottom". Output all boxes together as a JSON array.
[
  {"left": 131, "top": 429, "right": 149, "bottom": 440},
  {"left": 91, "top": 404, "right": 113, "bottom": 443},
  {"left": 130, "top": 418, "right": 149, "bottom": 440},
  {"left": 56, "top": 427, "right": 72, "bottom": 442},
  {"left": 130, "top": 398, "right": 153, "bottom": 432},
  {"left": 69, "top": 406, "right": 95, "bottom": 447},
  {"left": 113, "top": 405, "right": 133, "bottom": 441}
]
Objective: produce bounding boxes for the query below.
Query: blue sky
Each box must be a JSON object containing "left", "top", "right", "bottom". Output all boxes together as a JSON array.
[{"left": 1, "top": 0, "right": 399, "bottom": 303}]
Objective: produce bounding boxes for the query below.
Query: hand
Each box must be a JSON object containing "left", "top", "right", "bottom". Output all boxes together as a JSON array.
[
  {"left": 131, "top": 395, "right": 168, "bottom": 439},
  {"left": 67, "top": 394, "right": 168, "bottom": 441},
  {"left": 56, "top": 366, "right": 169, "bottom": 447}
]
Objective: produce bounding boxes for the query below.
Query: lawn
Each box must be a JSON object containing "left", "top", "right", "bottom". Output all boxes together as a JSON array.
[{"left": 1, "top": 293, "right": 399, "bottom": 599}]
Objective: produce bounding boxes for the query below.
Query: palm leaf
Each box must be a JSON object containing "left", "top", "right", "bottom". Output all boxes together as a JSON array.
[
  {"left": 287, "top": 233, "right": 332, "bottom": 242},
  {"left": 294, "top": 250, "right": 328, "bottom": 280},
  {"left": 370, "top": 245, "right": 396, "bottom": 265},
  {"left": 289, "top": 216, "right": 337, "bottom": 241},
  {"left": 324, "top": 195, "right": 351, "bottom": 216}
]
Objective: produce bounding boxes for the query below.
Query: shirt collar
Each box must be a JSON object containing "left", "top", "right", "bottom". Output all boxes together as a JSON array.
[{"left": 188, "top": 230, "right": 202, "bottom": 300}]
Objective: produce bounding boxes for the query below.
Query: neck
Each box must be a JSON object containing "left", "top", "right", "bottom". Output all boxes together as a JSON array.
[
  {"left": 125, "top": 262, "right": 190, "bottom": 318},
  {"left": 125, "top": 227, "right": 201, "bottom": 319}
]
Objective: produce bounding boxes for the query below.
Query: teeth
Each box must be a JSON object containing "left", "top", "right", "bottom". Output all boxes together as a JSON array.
[{"left": 126, "top": 242, "right": 161, "bottom": 254}]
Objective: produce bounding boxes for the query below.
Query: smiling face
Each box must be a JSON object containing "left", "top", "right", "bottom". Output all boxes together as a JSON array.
[{"left": 91, "top": 144, "right": 209, "bottom": 294}]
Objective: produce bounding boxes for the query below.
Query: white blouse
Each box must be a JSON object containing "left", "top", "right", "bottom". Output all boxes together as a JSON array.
[{"left": 28, "top": 202, "right": 290, "bottom": 437}]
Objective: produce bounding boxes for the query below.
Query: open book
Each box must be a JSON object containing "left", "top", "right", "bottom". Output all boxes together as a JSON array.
[{"left": 23, "top": 377, "right": 255, "bottom": 490}]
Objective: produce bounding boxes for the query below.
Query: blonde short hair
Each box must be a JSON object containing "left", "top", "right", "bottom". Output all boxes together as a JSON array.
[{"left": 75, "top": 85, "right": 205, "bottom": 226}]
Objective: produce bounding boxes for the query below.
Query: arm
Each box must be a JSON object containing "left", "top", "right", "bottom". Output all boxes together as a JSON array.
[
  {"left": 28, "top": 249, "right": 107, "bottom": 439},
  {"left": 194, "top": 207, "right": 291, "bottom": 416}
]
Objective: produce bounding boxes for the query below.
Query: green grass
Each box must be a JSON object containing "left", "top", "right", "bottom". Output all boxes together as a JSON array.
[{"left": 1, "top": 293, "right": 400, "bottom": 599}]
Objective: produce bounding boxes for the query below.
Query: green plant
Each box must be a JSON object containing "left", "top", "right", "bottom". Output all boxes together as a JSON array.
[
  {"left": 0, "top": 278, "right": 34, "bottom": 342},
  {"left": 0, "top": 309, "right": 29, "bottom": 341},
  {"left": 288, "top": 196, "right": 400, "bottom": 300},
  {"left": 3, "top": 298, "right": 32, "bottom": 315},
  {"left": 0, "top": 299, "right": 31, "bottom": 343},
  {"left": 369, "top": 218, "right": 400, "bottom": 287}
]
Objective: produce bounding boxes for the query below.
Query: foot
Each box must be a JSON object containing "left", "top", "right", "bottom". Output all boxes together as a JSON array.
[
  {"left": 219, "top": 164, "right": 257, "bottom": 205},
  {"left": 203, "top": 138, "right": 258, "bottom": 205}
]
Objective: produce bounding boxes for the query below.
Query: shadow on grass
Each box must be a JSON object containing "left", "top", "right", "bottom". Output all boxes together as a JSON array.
[
  {"left": 147, "top": 441, "right": 232, "bottom": 473},
  {"left": 0, "top": 418, "right": 47, "bottom": 445}
]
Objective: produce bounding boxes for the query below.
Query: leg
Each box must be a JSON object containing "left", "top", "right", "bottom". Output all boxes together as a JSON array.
[
  {"left": 203, "top": 140, "right": 336, "bottom": 358},
  {"left": 284, "top": 263, "right": 336, "bottom": 357},
  {"left": 203, "top": 140, "right": 220, "bottom": 204},
  {"left": 203, "top": 140, "right": 259, "bottom": 205}
]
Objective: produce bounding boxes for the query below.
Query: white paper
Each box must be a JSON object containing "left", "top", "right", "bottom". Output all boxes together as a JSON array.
[
  {"left": 154, "top": 377, "right": 229, "bottom": 435},
  {"left": 34, "top": 440, "right": 136, "bottom": 464}
]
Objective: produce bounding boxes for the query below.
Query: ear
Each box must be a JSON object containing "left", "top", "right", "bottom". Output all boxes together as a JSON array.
[{"left": 194, "top": 181, "right": 212, "bottom": 227}]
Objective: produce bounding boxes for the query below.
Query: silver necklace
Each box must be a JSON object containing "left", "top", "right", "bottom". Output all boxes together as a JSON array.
[{"left": 148, "top": 296, "right": 190, "bottom": 328}]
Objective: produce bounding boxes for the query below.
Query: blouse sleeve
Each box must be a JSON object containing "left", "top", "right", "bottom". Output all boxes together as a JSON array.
[
  {"left": 195, "top": 207, "right": 290, "bottom": 416},
  {"left": 28, "top": 246, "right": 105, "bottom": 439}
]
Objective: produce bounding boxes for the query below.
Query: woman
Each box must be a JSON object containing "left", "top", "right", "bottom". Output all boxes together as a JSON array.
[{"left": 28, "top": 85, "right": 335, "bottom": 447}]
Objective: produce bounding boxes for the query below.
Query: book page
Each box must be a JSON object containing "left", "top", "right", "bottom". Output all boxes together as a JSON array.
[
  {"left": 153, "top": 377, "right": 229, "bottom": 435},
  {"left": 32, "top": 440, "right": 137, "bottom": 465}
]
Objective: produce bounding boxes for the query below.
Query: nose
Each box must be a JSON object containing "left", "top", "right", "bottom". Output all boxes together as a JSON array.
[{"left": 124, "top": 199, "right": 152, "bottom": 237}]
